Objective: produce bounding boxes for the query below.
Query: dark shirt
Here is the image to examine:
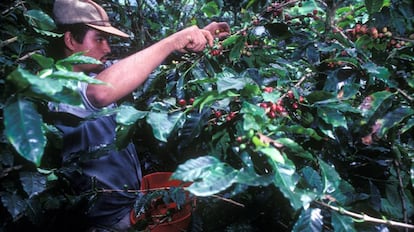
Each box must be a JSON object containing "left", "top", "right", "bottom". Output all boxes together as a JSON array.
[{"left": 48, "top": 79, "right": 142, "bottom": 227}]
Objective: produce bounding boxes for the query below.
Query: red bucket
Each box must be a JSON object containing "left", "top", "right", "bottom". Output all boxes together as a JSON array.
[{"left": 130, "top": 172, "right": 194, "bottom": 232}]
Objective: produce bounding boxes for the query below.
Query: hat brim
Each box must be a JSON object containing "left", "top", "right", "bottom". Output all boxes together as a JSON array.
[{"left": 87, "top": 23, "right": 129, "bottom": 38}]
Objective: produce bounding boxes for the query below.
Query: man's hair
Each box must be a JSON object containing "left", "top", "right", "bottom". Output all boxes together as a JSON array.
[{"left": 46, "top": 24, "right": 90, "bottom": 60}]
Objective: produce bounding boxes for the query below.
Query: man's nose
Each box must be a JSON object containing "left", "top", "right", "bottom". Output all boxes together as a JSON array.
[{"left": 103, "top": 40, "right": 111, "bottom": 53}]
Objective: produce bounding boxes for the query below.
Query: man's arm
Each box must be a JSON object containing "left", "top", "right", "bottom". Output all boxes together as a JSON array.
[{"left": 86, "top": 25, "right": 215, "bottom": 107}]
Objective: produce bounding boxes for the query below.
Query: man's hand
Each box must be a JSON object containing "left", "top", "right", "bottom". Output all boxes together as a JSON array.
[
  {"left": 172, "top": 25, "right": 214, "bottom": 53},
  {"left": 203, "top": 22, "right": 231, "bottom": 39}
]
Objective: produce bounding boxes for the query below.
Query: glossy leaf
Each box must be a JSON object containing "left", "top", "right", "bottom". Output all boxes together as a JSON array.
[
  {"left": 235, "top": 152, "right": 273, "bottom": 187},
  {"left": 0, "top": 192, "right": 27, "bottom": 220},
  {"left": 376, "top": 106, "right": 414, "bottom": 138},
  {"left": 56, "top": 52, "right": 102, "bottom": 69},
  {"left": 229, "top": 37, "right": 245, "bottom": 61},
  {"left": 400, "top": 117, "right": 414, "bottom": 134},
  {"left": 331, "top": 211, "right": 356, "bottom": 232},
  {"left": 318, "top": 159, "right": 341, "bottom": 195},
  {"left": 31, "top": 53, "right": 54, "bottom": 69},
  {"left": 50, "top": 70, "right": 106, "bottom": 85},
  {"left": 365, "top": 0, "right": 385, "bottom": 14},
  {"left": 221, "top": 34, "right": 242, "bottom": 47},
  {"left": 359, "top": 91, "right": 394, "bottom": 118},
  {"left": 260, "top": 147, "right": 284, "bottom": 164},
  {"left": 317, "top": 107, "right": 348, "bottom": 129},
  {"left": 201, "top": 1, "right": 220, "bottom": 17},
  {"left": 24, "top": 9, "right": 56, "bottom": 31},
  {"left": 4, "top": 96, "right": 46, "bottom": 166},
  {"left": 411, "top": 164, "right": 414, "bottom": 188},
  {"left": 381, "top": 184, "right": 403, "bottom": 218},
  {"left": 177, "top": 109, "right": 210, "bottom": 149},
  {"left": 275, "top": 138, "right": 315, "bottom": 160},
  {"left": 146, "top": 110, "right": 186, "bottom": 142},
  {"left": 172, "top": 156, "right": 238, "bottom": 196},
  {"left": 279, "top": 125, "right": 322, "bottom": 141},
  {"left": 115, "top": 104, "right": 148, "bottom": 125},
  {"left": 302, "top": 167, "right": 323, "bottom": 193},
  {"left": 216, "top": 68, "right": 255, "bottom": 93},
  {"left": 363, "top": 62, "right": 395, "bottom": 87},
  {"left": 241, "top": 101, "right": 267, "bottom": 131},
  {"left": 292, "top": 208, "right": 323, "bottom": 232},
  {"left": 234, "top": 171, "right": 274, "bottom": 187},
  {"left": 269, "top": 156, "right": 302, "bottom": 210},
  {"left": 19, "top": 172, "right": 47, "bottom": 198},
  {"left": 7, "top": 67, "right": 82, "bottom": 105}
]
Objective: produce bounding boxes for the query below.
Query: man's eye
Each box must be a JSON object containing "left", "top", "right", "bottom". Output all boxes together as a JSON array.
[{"left": 96, "top": 36, "right": 108, "bottom": 43}]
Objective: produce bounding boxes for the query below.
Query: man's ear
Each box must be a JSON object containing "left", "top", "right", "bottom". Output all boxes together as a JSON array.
[{"left": 63, "top": 31, "right": 77, "bottom": 51}]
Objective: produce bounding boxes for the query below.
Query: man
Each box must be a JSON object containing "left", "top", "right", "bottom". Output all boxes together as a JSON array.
[{"left": 48, "top": 0, "right": 230, "bottom": 231}]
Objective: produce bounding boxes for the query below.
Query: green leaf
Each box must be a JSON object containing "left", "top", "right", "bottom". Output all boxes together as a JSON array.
[
  {"left": 401, "top": 117, "right": 414, "bottom": 134},
  {"left": 292, "top": 208, "right": 323, "bottom": 232},
  {"left": 381, "top": 184, "right": 403, "bottom": 218},
  {"left": 229, "top": 37, "right": 246, "bottom": 61},
  {"left": 0, "top": 191, "right": 27, "bottom": 220},
  {"left": 322, "top": 102, "right": 361, "bottom": 114},
  {"left": 146, "top": 110, "right": 186, "bottom": 142},
  {"left": 19, "top": 172, "right": 47, "bottom": 198},
  {"left": 201, "top": 1, "right": 220, "bottom": 17},
  {"left": 302, "top": 167, "right": 323, "bottom": 193},
  {"left": 269, "top": 156, "right": 302, "bottom": 210},
  {"left": 234, "top": 152, "right": 274, "bottom": 187},
  {"left": 216, "top": 69, "right": 255, "bottom": 93},
  {"left": 376, "top": 106, "right": 414, "bottom": 138},
  {"left": 192, "top": 90, "right": 219, "bottom": 110},
  {"left": 31, "top": 53, "right": 54, "bottom": 69},
  {"left": 4, "top": 96, "right": 46, "bottom": 166},
  {"left": 241, "top": 101, "right": 266, "bottom": 117},
  {"left": 262, "top": 91, "right": 282, "bottom": 103},
  {"left": 192, "top": 90, "right": 238, "bottom": 110},
  {"left": 359, "top": 91, "right": 394, "bottom": 119},
  {"left": 365, "top": 0, "right": 385, "bottom": 14},
  {"left": 333, "top": 179, "right": 361, "bottom": 205},
  {"left": 243, "top": 113, "right": 263, "bottom": 131},
  {"left": 7, "top": 67, "right": 82, "bottom": 105},
  {"left": 280, "top": 125, "right": 322, "bottom": 141},
  {"left": 172, "top": 156, "right": 238, "bottom": 196},
  {"left": 56, "top": 52, "right": 102, "bottom": 69},
  {"left": 51, "top": 70, "right": 106, "bottom": 85},
  {"left": 411, "top": 163, "right": 414, "bottom": 188},
  {"left": 363, "top": 62, "right": 395, "bottom": 87},
  {"left": 33, "top": 28, "right": 62, "bottom": 37},
  {"left": 406, "top": 76, "right": 414, "bottom": 88},
  {"left": 318, "top": 159, "right": 341, "bottom": 194},
  {"left": 317, "top": 107, "right": 348, "bottom": 129},
  {"left": 116, "top": 124, "right": 135, "bottom": 149},
  {"left": 24, "top": 9, "right": 56, "bottom": 31},
  {"left": 331, "top": 211, "right": 356, "bottom": 232},
  {"left": 307, "top": 91, "right": 336, "bottom": 104},
  {"left": 221, "top": 34, "right": 242, "bottom": 47},
  {"left": 275, "top": 138, "right": 315, "bottom": 160},
  {"left": 115, "top": 104, "right": 148, "bottom": 125},
  {"left": 260, "top": 147, "right": 284, "bottom": 164},
  {"left": 241, "top": 101, "right": 267, "bottom": 131}
]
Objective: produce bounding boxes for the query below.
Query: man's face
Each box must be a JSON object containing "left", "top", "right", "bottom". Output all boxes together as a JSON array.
[{"left": 71, "top": 29, "right": 111, "bottom": 73}]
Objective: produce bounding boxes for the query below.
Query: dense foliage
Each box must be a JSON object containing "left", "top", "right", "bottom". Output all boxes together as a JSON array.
[{"left": 1, "top": 0, "right": 414, "bottom": 231}]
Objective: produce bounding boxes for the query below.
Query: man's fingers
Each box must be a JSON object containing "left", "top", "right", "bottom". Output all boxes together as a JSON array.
[
  {"left": 201, "top": 29, "right": 214, "bottom": 47},
  {"left": 217, "top": 22, "right": 231, "bottom": 34}
]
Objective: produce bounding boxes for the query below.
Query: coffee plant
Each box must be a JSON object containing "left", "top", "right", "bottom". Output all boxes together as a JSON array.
[{"left": 1, "top": 0, "right": 414, "bottom": 231}]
